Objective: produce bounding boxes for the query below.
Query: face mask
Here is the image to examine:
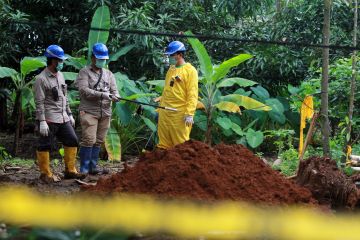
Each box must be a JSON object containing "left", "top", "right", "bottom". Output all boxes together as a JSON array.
[
  {"left": 56, "top": 62, "right": 63, "bottom": 72},
  {"left": 96, "top": 59, "right": 107, "bottom": 68},
  {"left": 169, "top": 56, "right": 177, "bottom": 65},
  {"left": 163, "top": 55, "right": 169, "bottom": 67}
]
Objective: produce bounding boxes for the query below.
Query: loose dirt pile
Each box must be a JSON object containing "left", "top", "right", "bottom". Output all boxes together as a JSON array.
[
  {"left": 296, "top": 157, "right": 359, "bottom": 210},
  {"left": 86, "top": 140, "right": 316, "bottom": 205}
]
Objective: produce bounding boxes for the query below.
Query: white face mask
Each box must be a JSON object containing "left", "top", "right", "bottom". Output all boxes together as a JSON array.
[
  {"left": 169, "top": 56, "right": 177, "bottom": 65},
  {"left": 96, "top": 59, "right": 106, "bottom": 68}
]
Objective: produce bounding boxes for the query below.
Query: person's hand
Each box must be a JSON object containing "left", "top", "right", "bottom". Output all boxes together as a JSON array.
[
  {"left": 153, "top": 96, "right": 162, "bottom": 103},
  {"left": 69, "top": 115, "right": 75, "bottom": 127},
  {"left": 39, "top": 121, "right": 49, "bottom": 137},
  {"left": 184, "top": 115, "right": 194, "bottom": 127},
  {"left": 111, "top": 95, "right": 120, "bottom": 102},
  {"left": 101, "top": 92, "right": 112, "bottom": 101}
]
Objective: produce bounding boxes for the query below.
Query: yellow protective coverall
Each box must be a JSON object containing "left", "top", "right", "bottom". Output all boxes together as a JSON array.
[{"left": 157, "top": 63, "right": 198, "bottom": 149}]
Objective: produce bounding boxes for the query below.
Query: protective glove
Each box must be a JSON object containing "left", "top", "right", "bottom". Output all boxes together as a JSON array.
[
  {"left": 39, "top": 121, "right": 49, "bottom": 137},
  {"left": 153, "top": 96, "right": 162, "bottom": 103},
  {"left": 69, "top": 115, "right": 75, "bottom": 127},
  {"left": 111, "top": 95, "right": 120, "bottom": 102},
  {"left": 101, "top": 92, "right": 112, "bottom": 101},
  {"left": 184, "top": 115, "right": 194, "bottom": 127}
]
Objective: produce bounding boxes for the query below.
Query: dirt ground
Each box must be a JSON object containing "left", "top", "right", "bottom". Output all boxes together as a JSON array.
[
  {"left": 0, "top": 156, "right": 138, "bottom": 195},
  {"left": 86, "top": 140, "right": 317, "bottom": 207}
]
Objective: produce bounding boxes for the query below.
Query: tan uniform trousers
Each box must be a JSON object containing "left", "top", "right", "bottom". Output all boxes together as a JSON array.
[{"left": 80, "top": 111, "right": 110, "bottom": 147}]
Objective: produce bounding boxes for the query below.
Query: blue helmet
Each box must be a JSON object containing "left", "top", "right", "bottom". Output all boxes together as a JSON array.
[
  {"left": 92, "top": 43, "right": 109, "bottom": 59},
  {"left": 44, "top": 45, "right": 68, "bottom": 60},
  {"left": 165, "top": 41, "right": 186, "bottom": 55}
]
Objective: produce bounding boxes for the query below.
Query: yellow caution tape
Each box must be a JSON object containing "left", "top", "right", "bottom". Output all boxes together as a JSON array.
[
  {"left": 1, "top": 186, "right": 360, "bottom": 239},
  {"left": 299, "top": 95, "right": 314, "bottom": 157}
]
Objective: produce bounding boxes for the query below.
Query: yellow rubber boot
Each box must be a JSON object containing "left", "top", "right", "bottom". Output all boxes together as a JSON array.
[
  {"left": 64, "top": 147, "right": 86, "bottom": 179},
  {"left": 36, "top": 151, "right": 60, "bottom": 183}
]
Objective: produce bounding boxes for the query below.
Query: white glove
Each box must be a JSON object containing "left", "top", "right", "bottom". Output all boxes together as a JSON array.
[
  {"left": 69, "top": 115, "right": 75, "bottom": 127},
  {"left": 111, "top": 95, "right": 120, "bottom": 102},
  {"left": 101, "top": 92, "right": 112, "bottom": 101},
  {"left": 39, "top": 121, "right": 49, "bottom": 137},
  {"left": 184, "top": 115, "right": 194, "bottom": 127}
]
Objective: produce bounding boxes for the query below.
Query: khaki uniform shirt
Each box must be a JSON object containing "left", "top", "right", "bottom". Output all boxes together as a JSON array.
[
  {"left": 76, "top": 65, "right": 119, "bottom": 118},
  {"left": 34, "top": 68, "right": 71, "bottom": 123}
]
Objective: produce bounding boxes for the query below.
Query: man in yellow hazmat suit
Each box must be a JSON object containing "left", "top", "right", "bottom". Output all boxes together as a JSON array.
[{"left": 157, "top": 41, "right": 199, "bottom": 149}]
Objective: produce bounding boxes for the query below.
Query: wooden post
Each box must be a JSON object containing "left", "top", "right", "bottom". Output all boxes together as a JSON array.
[{"left": 299, "top": 113, "right": 319, "bottom": 161}]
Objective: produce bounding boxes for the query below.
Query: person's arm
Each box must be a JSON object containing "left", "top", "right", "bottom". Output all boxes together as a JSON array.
[
  {"left": 34, "top": 77, "right": 46, "bottom": 122},
  {"left": 184, "top": 68, "right": 199, "bottom": 116},
  {"left": 61, "top": 75, "right": 72, "bottom": 116},
  {"left": 76, "top": 68, "right": 103, "bottom": 100},
  {"left": 66, "top": 95, "right": 72, "bottom": 116}
]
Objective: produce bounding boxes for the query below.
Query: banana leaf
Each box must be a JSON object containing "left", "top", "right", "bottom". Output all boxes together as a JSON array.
[
  {"left": 105, "top": 121, "right": 121, "bottom": 161},
  {"left": 87, "top": 6, "right": 110, "bottom": 63},
  {"left": 185, "top": 30, "right": 213, "bottom": 82}
]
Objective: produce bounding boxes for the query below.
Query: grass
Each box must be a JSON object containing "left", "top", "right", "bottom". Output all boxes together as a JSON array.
[{"left": 1, "top": 158, "right": 35, "bottom": 167}]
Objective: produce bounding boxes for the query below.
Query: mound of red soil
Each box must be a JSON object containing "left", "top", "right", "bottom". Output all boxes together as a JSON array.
[
  {"left": 86, "top": 140, "right": 316, "bottom": 205},
  {"left": 297, "top": 157, "right": 359, "bottom": 210}
]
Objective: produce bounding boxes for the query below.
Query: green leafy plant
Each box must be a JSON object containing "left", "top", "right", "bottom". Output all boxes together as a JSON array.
[
  {"left": 264, "top": 129, "right": 296, "bottom": 155},
  {"left": 0, "top": 145, "right": 11, "bottom": 169},
  {"left": 273, "top": 147, "right": 299, "bottom": 176},
  {"left": 105, "top": 72, "right": 157, "bottom": 160},
  {"left": 87, "top": 5, "right": 110, "bottom": 63},
  {"left": 0, "top": 57, "right": 46, "bottom": 154},
  {"left": 185, "top": 30, "right": 271, "bottom": 146}
]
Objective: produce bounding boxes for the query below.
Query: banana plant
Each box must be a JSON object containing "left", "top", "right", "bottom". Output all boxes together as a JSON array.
[
  {"left": 0, "top": 57, "right": 46, "bottom": 154},
  {"left": 105, "top": 72, "right": 157, "bottom": 161},
  {"left": 65, "top": 5, "right": 135, "bottom": 72},
  {"left": 185, "top": 31, "right": 271, "bottom": 145},
  {"left": 87, "top": 5, "right": 110, "bottom": 64}
]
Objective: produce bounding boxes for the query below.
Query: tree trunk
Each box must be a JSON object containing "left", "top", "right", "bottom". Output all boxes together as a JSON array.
[
  {"left": 342, "top": 0, "right": 358, "bottom": 165},
  {"left": 12, "top": 90, "right": 23, "bottom": 156},
  {"left": 0, "top": 96, "right": 7, "bottom": 131},
  {"left": 320, "top": 0, "right": 331, "bottom": 157}
]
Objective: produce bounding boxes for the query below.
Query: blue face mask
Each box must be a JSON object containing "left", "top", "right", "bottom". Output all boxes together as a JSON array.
[
  {"left": 56, "top": 62, "right": 63, "bottom": 72},
  {"left": 96, "top": 59, "right": 107, "bottom": 68}
]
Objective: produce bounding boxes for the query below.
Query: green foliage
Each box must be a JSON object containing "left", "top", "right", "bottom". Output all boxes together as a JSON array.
[
  {"left": 105, "top": 120, "right": 122, "bottom": 161},
  {"left": 265, "top": 129, "right": 299, "bottom": 176},
  {"left": 0, "top": 145, "right": 11, "bottom": 168},
  {"left": 216, "top": 0, "right": 275, "bottom": 18},
  {"left": 104, "top": 69, "right": 158, "bottom": 156},
  {"left": 246, "top": 128, "right": 264, "bottom": 148},
  {"left": 343, "top": 166, "right": 355, "bottom": 177},
  {"left": 264, "top": 129, "right": 296, "bottom": 155},
  {"left": 274, "top": 147, "right": 299, "bottom": 176},
  {"left": 217, "top": 78, "right": 257, "bottom": 88},
  {"left": 87, "top": 5, "right": 111, "bottom": 63},
  {"left": 296, "top": 55, "right": 360, "bottom": 141},
  {"left": 186, "top": 31, "right": 271, "bottom": 146},
  {"left": 0, "top": 57, "right": 46, "bottom": 113},
  {"left": 0, "top": 67, "right": 17, "bottom": 78},
  {"left": 231, "top": 0, "right": 355, "bottom": 90},
  {"left": 107, "top": 115, "right": 148, "bottom": 156},
  {"left": 59, "top": 148, "right": 64, "bottom": 158}
]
